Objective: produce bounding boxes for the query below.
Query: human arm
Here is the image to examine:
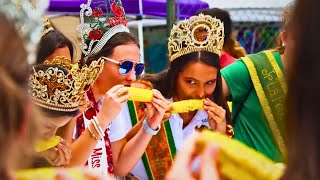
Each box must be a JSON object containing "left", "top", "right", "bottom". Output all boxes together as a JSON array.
[
  {"left": 166, "top": 132, "right": 220, "bottom": 180},
  {"left": 69, "top": 85, "right": 130, "bottom": 166},
  {"left": 112, "top": 89, "right": 168, "bottom": 176},
  {"left": 221, "top": 60, "right": 252, "bottom": 102}
]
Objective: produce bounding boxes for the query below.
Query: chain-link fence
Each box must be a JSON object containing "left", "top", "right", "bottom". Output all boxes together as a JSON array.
[
  {"left": 230, "top": 8, "right": 283, "bottom": 54},
  {"left": 134, "top": 1, "right": 291, "bottom": 73}
]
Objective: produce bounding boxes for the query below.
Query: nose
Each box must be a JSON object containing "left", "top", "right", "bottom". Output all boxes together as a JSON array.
[
  {"left": 126, "top": 68, "right": 136, "bottom": 82},
  {"left": 196, "top": 86, "right": 206, "bottom": 99}
]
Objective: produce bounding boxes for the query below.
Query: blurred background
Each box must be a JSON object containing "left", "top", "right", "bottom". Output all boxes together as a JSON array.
[{"left": 47, "top": 0, "right": 292, "bottom": 73}]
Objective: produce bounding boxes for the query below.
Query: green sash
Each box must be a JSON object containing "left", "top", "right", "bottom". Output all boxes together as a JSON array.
[
  {"left": 241, "top": 50, "right": 287, "bottom": 160},
  {"left": 127, "top": 101, "right": 176, "bottom": 180}
]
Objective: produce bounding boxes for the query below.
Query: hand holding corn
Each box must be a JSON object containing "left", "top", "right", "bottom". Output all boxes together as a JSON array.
[{"left": 127, "top": 87, "right": 205, "bottom": 114}]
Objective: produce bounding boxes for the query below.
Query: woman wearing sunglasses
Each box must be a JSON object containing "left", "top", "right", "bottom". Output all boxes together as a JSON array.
[{"left": 71, "top": 0, "right": 168, "bottom": 177}]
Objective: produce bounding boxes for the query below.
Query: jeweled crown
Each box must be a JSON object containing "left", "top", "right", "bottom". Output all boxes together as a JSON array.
[
  {"left": 30, "top": 56, "right": 105, "bottom": 112},
  {"left": 77, "top": 0, "right": 129, "bottom": 61},
  {"left": 168, "top": 14, "right": 224, "bottom": 62},
  {"left": 41, "top": 16, "right": 54, "bottom": 37}
]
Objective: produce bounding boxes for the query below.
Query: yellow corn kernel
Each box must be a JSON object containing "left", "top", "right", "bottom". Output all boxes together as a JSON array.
[
  {"left": 196, "top": 131, "right": 285, "bottom": 180},
  {"left": 127, "top": 87, "right": 153, "bottom": 102},
  {"left": 169, "top": 99, "right": 204, "bottom": 114},
  {"left": 35, "top": 135, "right": 61, "bottom": 152}
]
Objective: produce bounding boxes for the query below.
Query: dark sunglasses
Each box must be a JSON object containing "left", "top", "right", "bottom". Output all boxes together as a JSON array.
[{"left": 102, "top": 57, "right": 145, "bottom": 76}]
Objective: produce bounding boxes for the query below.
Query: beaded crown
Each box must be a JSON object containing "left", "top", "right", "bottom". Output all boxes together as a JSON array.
[
  {"left": 168, "top": 14, "right": 224, "bottom": 62},
  {"left": 29, "top": 56, "right": 105, "bottom": 112},
  {"left": 77, "top": 0, "right": 129, "bottom": 61}
]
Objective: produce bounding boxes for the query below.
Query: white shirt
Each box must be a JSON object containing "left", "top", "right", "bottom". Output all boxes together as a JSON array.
[
  {"left": 124, "top": 99, "right": 211, "bottom": 180},
  {"left": 72, "top": 97, "right": 127, "bottom": 175}
]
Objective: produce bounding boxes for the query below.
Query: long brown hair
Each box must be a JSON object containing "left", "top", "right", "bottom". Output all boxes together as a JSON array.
[
  {"left": 284, "top": 0, "right": 320, "bottom": 179},
  {"left": 0, "top": 13, "right": 41, "bottom": 178},
  {"left": 36, "top": 30, "right": 74, "bottom": 64},
  {"left": 144, "top": 51, "right": 231, "bottom": 124},
  {"left": 81, "top": 32, "right": 139, "bottom": 66}
]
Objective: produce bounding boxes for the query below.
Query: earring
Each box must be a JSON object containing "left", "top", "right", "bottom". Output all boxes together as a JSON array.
[{"left": 282, "top": 42, "right": 286, "bottom": 47}]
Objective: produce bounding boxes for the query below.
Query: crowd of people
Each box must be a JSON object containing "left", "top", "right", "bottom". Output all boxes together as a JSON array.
[{"left": 0, "top": 0, "right": 319, "bottom": 179}]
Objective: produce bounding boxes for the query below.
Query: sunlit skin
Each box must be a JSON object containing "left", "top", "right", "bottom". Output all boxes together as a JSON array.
[
  {"left": 46, "top": 46, "right": 71, "bottom": 61},
  {"left": 92, "top": 43, "right": 140, "bottom": 101},
  {"left": 173, "top": 61, "right": 218, "bottom": 127},
  {"left": 41, "top": 116, "right": 71, "bottom": 140}
]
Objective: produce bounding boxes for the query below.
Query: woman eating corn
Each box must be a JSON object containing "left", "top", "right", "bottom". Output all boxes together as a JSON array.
[
  {"left": 121, "top": 14, "right": 233, "bottom": 180},
  {"left": 71, "top": 0, "right": 168, "bottom": 177}
]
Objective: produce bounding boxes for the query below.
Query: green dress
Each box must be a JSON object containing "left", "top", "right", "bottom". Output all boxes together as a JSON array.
[{"left": 221, "top": 51, "right": 284, "bottom": 162}]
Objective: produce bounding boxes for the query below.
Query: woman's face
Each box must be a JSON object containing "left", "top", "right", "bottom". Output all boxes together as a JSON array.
[
  {"left": 95, "top": 43, "right": 140, "bottom": 94},
  {"left": 46, "top": 46, "right": 71, "bottom": 61},
  {"left": 175, "top": 61, "right": 218, "bottom": 101},
  {"left": 41, "top": 116, "right": 70, "bottom": 140}
]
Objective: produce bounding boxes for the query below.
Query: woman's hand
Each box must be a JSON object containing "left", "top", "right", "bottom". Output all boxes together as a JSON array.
[
  {"left": 166, "top": 132, "right": 220, "bottom": 180},
  {"left": 41, "top": 138, "right": 72, "bottom": 167},
  {"left": 97, "top": 85, "right": 130, "bottom": 129},
  {"left": 145, "top": 89, "right": 168, "bottom": 129},
  {"left": 203, "top": 98, "right": 226, "bottom": 133}
]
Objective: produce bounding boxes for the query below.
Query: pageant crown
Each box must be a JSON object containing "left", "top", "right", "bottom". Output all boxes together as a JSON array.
[
  {"left": 77, "top": 0, "right": 129, "bottom": 61},
  {"left": 168, "top": 13, "right": 224, "bottom": 62},
  {"left": 30, "top": 56, "right": 105, "bottom": 112},
  {"left": 0, "top": 0, "right": 49, "bottom": 64},
  {"left": 41, "top": 16, "right": 54, "bottom": 37}
]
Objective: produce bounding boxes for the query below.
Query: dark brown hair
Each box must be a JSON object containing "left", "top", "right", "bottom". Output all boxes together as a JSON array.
[
  {"left": 81, "top": 32, "right": 139, "bottom": 66},
  {"left": 196, "top": 8, "right": 246, "bottom": 58},
  {"left": 36, "top": 30, "right": 74, "bottom": 64},
  {"left": 0, "top": 13, "right": 40, "bottom": 178},
  {"left": 283, "top": 0, "right": 320, "bottom": 179},
  {"left": 144, "top": 51, "right": 231, "bottom": 123}
]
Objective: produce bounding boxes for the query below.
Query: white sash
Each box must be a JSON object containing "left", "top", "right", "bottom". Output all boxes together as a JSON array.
[{"left": 84, "top": 114, "right": 109, "bottom": 174}]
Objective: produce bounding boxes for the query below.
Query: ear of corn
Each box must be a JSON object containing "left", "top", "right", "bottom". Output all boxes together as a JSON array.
[
  {"left": 127, "top": 87, "right": 153, "bottom": 102},
  {"left": 196, "top": 131, "right": 285, "bottom": 180},
  {"left": 16, "top": 167, "right": 88, "bottom": 180},
  {"left": 169, "top": 99, "right": 204, "bottom": 114},
  {"left": 35, "top": 135, "right": 61, "bottom": 152}
]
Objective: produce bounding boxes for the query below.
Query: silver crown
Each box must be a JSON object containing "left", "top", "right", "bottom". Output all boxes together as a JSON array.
[{"left": 77, "top": 0, "right": 130, "bottom": 62}]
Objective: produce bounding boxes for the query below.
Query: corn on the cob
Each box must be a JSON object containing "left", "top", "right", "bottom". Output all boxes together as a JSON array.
[
  {"left": 169, "top": 99, "right": 204, "bottom": 114},
  {"left": 35, "top": 135, "right": 61, "bottom": 152},
  {"left": 127, "top": 87, "right": 153, "bottom": 102},
  {"left": 195, "top": 131, "right": 285, "bottom": 180},
  {"left": 16, "top": 167, "right": 88, "bottom": 180}
]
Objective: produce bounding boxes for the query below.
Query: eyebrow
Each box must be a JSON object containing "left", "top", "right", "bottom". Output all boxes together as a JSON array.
[{"left": 184, "top": 77, "right": 217, "bottom": 83}]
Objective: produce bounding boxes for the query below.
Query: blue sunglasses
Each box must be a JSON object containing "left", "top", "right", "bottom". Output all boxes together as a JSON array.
[{"left": 102, "top": 57, "right": 145, "bottom": 76}]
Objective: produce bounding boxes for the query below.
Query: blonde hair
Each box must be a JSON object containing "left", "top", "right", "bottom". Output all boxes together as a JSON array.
[{"left": 276, "top": 2, "right": 295, "bottom": 54}]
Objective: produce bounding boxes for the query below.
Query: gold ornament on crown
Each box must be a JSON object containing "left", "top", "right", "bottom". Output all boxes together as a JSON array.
[
  {"left": 41, "top": 16, "right": 54, "bottom": 37},
  {"left": 30, "top": 56, "right": 105, "bottom": 112},
  {"left": 168, "top": 13, "right": 224, "bottom": 62}
]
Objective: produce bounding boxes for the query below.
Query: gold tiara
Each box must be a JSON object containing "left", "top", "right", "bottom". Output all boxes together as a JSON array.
[
  {"left": 41, "top": 16, "right": 54, "bottom": 37},
  {"left": 168, "top": 13, "right": 224, "bottom": 62},
  {"left": 30, "top": 56, "right": 104, "bottom": 112}
]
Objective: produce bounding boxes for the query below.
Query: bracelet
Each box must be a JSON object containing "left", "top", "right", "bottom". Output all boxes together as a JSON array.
[
  {"left": 91, "top": 117, "right": 104, "bottom": 139},
  {"left": 142, "top": 118, "right": 161, "bottom": 135},
  {"left": 88, "top": 123, "right": 101, "bottom": 141},
  {"left": 93, "top": 116, "right": 105, "bottom": 137},
  {"left": 226, "top": 124, "right": 234, "bottom": 138}
]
